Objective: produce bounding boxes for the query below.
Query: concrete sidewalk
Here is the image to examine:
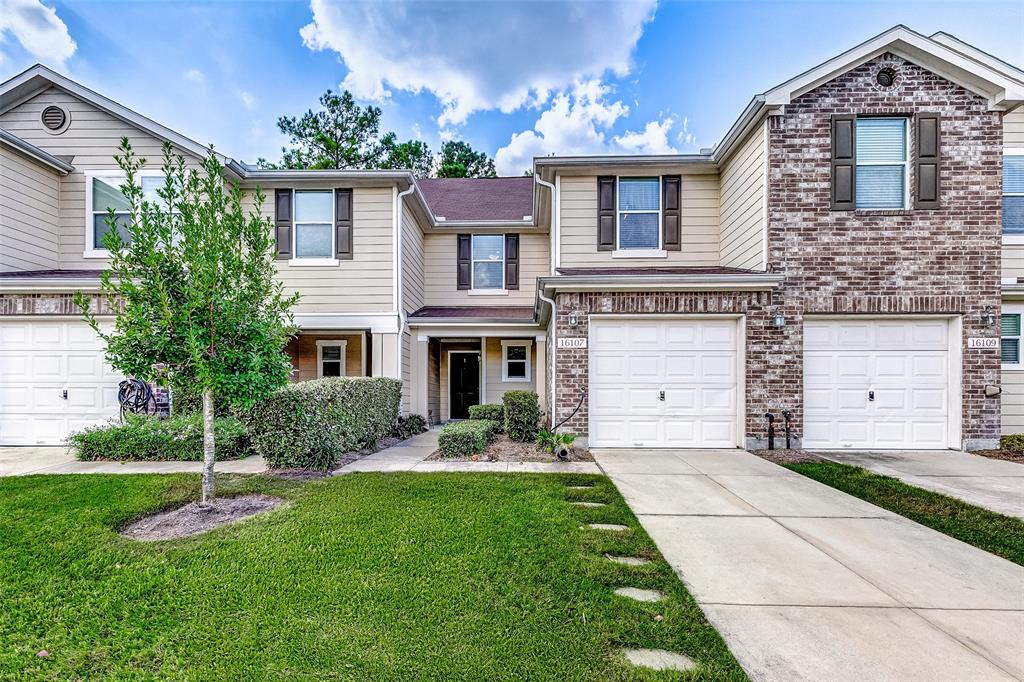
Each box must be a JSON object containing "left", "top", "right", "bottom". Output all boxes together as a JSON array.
[
  {"left": 0, "top": 446, "right": 266, "bottom": 476},
  {"left": 816, "top": 450, "right": 1024, "bottom": 519},
  {"left": 593, "top": 448, "right": 1024, "bottom": 682}
]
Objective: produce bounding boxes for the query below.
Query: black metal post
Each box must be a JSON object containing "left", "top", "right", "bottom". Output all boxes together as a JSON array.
[
  {"left": 764, "top": 412, "right": 775, "bottom": 450},
  {"left": 782, "top": 410, "right": 793, "bottom": 449}
]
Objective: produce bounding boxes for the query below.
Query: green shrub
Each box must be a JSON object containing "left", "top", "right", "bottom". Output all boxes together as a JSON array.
[
  {"left": 1000, "top": 434, "right": 1024, "bottom": 451},
  {"left": 393, "top": 414, "right": 427, "bottom": 440},
  {"left": 536, "top": 429, "right": 576, "bottom": 454},
  {"left": 468, "top": 403, "right": 504, "bottom": 430},
  {"left": 244, "top": 377, "right": 402, "bottom": 470},
  {"left": 70, "top": 413, "right": 248, "bottom": 462},
  {"left": 438, "top": 419, "right": 498, "bottom": 458},
  {"left": 503, "top": 390, "right": 540, "bottom": 442}
]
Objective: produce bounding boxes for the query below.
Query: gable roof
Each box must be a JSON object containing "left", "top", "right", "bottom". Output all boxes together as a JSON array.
[
  {"left": 416, "top": 177, "right": 534, "bottom": 223},
  {"left": 0, "top": 128, "right": 74, "bottom": 174}
]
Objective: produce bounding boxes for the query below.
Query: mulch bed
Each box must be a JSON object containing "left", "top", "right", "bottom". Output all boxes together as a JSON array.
[
  {"left": 749, "top": 449, "right": 829, "bottom": 464},
  {"left": 428, "top": 434, "right": 594, "bottom": 463},
  {"left": 969, "top": 450, "right": 1024, "bottom": 464},
  {"left": 120, "top": 494, "right": 284, "bottom": 541}
]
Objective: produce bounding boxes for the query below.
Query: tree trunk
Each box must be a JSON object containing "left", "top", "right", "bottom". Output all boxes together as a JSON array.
[{"left": 200, "top": 387, "right": 216, "bottom": 506}]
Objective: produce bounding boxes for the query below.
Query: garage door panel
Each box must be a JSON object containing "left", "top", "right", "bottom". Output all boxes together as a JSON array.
[
  {"left": 835, "top": 354, "right": 870, "bottom": 381},
  {"left": 701, "top": 354, "right": 736, "bottom": 380},
  {"left": 804, "top": 354, "right": 834, "bottom": 379},
  {"left": 665, "top": 325, "right": 697, "bottom": 346},
  {"left": 701, "top": 324, "right": 735, "bottom": 346},
  {"left": 837, "top": 389, "right": 868, "bottom": 410},
  {"left": 31, "top": 324, "right": 63, "bottom": 346},
  {"left": 804, "top": 388, "right": 835, "bottom": 411},
  {"left": 630, "top": 325, "right": 660, "bottom": 346},
  {"left": 664, "top": 354, "right": 698, "bottom": 380},
  {"left": 628, "top": 354, "right": 662, "bottom": 380},
  {"left": 700, "top": 387, "right": 735, "bottom": 411},
  {"left": 699, "top": 420, "right": 737, "bottom": 445},
  {"left": 911, "top": 388, "right": 947, "bottom": 411},
  {"left": 30, "top": 354, "right": 65, "bottom": 379},
  {"left": 664, "top": 420, "right": 697, "bottom": 445},
  {"left": 666, "top": 387, "right": 698, "bottom": 410}
]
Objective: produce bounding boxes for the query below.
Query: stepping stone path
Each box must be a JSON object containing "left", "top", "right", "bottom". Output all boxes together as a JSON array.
[
  {"left": 614, "top": 587, "right": 666, "bottom": 603},
  {"left": 570, "top": 501, "right": 606, "bottom": 508},
  {"left": 622, "top": 648, "right": 696, "bottom": 672},
  {"left": 585, "top": 523, "right": 629, "bottom": 532},
  {"left": 605, "top": 555, "right": 651, "bottom": 566}
]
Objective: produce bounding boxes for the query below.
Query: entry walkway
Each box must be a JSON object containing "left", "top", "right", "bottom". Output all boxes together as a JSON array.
[
  {"left": 818, "top": 449, "right": 1024, "bottom": 519},
  {"left": 592, "top": 448, "right": 1024, "bottom": 682}
]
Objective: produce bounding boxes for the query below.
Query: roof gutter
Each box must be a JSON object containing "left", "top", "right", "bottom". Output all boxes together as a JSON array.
[
  {"left": 0, "top": 129, "right": 74, "bottom": 174},
  {"left": 0, "top": 277, "right": 104, "bottom": 293},
  {"left": 539, "top": 273, "right": 784, "bottom": 295}
]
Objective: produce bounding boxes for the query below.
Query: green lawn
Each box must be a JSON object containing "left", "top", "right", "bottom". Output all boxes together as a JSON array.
[
  {"left": 787, "top": 462, "right": 1024, "bottom": 566},
  {"left": 0, "top": 472, "right": 744, "bottom": 681}
]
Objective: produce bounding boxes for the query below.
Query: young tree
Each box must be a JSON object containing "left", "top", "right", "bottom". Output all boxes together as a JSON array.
[
  {"left": 77, "top": 138, "right": 298, "bottom": 505},
  {"left": 437, "top": 140, "right": 497, "bottom": 178}
]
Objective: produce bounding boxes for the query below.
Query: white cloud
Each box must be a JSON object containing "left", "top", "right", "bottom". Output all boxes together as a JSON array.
[
  {"left": 0, "top": 0, "right": 76, "bottom": 67},
  {"left": 494, "top": 80, "right": 681, "bottom": 175},
  {"left": 184, "top": 68, "right": 206, "bottom": 85},
  {"left": 240, "top": 90, "right": 256, "bottom": 110},
  {"left": 299, "top": 0, "right": 657, "bottom": 126}
]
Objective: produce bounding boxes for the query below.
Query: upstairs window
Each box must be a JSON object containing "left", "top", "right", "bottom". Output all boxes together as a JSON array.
[
  {"left": 855, "top": 118, "right": 908, "bottom": 210},
  {"left": 86, "top": 174, "right": 165, "bottom": 254},
  {"left": 617, "top": 177, "right": 661, "bottom": 249},
  {"left": 1005, "top": 153, "right": 1024, "bottom": 235},
  {"left": 294, "top": 190, "right": 334, "bottom": 259},
  {"left": 471, "top": 234, "right": 504, "bottom": 289}
]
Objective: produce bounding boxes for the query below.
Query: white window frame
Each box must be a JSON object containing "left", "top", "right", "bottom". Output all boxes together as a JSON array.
[
  {"left": 84, "top": 170, "right": 165, "bottom": 258},
  {"left": 291, "top": 189, "right": 338, "bottom": 266},
  {"left": 470, "top": 233, "right": 505, "bottom": 293},
  {"left": 500, "top": 340, "right": 532, "bottom": 382},
  {"left": 854, "top": 117, "right": 910, "bottom": 211},
  {"left": 316, "top": 339, "right": 347, "bottom": 378},
  {"left": 1001, "top": 305, "right": 1024, "bottom": 370},
  {"left": 614, "top": 176, "right": 664, "bottom": 256},
  {"left": 1003, "top": 149, "right": 1024, "bottom": 245}
]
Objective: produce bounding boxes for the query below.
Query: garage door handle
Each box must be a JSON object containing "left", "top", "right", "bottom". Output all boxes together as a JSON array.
[
  {"left": 62, "top": 389, "right": 68, "bottom": 400},
  {"left": 868, "top": 390, "right": 874, "bottom": 402},
  {"left": 658, "top": 390, "right": 665, "bottom": 401}
]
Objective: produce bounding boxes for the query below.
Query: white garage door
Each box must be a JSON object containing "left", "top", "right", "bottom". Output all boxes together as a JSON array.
[
  {"left": 589, "top": 317, "right": 739, "bottom": 448},
  {"left": 0, "top": 320, "right": 122, "bottom": 445},
  {"left": 803, "top": 319, "right": 952, "bottom": 450}
]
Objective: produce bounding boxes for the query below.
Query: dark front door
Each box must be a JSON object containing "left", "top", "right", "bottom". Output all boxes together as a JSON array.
[{"left": 450, "top": 353, "right": 480, "bottom": 419}]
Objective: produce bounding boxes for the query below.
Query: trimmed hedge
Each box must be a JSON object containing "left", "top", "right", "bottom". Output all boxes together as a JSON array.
[
  {"left": 70, "top": 413, "right": 248, "bottom": 462},
  {"left": 503, "top": 390, "right": 540, "bottom": 442},
  {"left": 438, "top": 419, "right": 498, "bottom": 458},
  {"left": 1000, "top": 434, "right": 1024, "bottom": 452},
  {"left": 468, "top": 403, "right": 504, "bottom": 430},
  {"left": 244, "top": 377, "right": 402, "bottom": 470},
  {"left": 393, "top": 414, "right": 428, "bottom": 440}
]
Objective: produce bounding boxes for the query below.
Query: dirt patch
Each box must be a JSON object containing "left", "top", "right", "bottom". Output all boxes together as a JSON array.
[
  {"left": 120, "top": 494, "right": 284, "bottom": 541},
  {"left": 750, "top": 449, "right": 829, "bottom": 465},
  {"left": 428, "top": 434, "right": 594, "bottom": 462},
  {"left": 970, "top": 450, "right": 1024, "bottom": 464}
]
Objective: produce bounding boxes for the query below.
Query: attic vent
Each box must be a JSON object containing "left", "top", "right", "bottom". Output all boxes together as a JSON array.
[
  {"left": 875, "top": 67, "right": 897, "bottom": 88},
  {"left": 41, "top": 106, "right": 67, "bottom": 131}
]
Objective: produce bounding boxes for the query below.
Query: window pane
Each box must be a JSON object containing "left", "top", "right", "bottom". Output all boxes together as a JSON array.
[
  {"left": 321, "top": 346, "right": 342, "bottom": 361},
  {"left": 473, "top": 260, "right": 503, "bottom": 289},
  {"left": 1005, "top": 197, "right": 1024, "bottom": 235},
  {"left": 856, "top": 118, "right": 906, "bottom": 162},
  {"left": 856, "top": 165, "right": 905, "bottom": 209},
  {"left": 322, "top": 361, "right": 342, "bottom": 377},
  {"left": 471, "top": 234, "right": 504, "bottom": 261},
  {"left": 140, "top": 176, "right": 167, "bottom": 206},
  {"left": 92, "top": 177, "right": 131, "bottom": 212},
  {"left": 295, "top": 191, "right": 333, "bottom": 222},
  {"left": 506, "top": 361, "right": 526, "bottom": 378},
  {"left": 506, "top": 345, "right": 526, "bottom": 361},
  {"left": 619, "top": 212, "right": 660, "bottom": 249},
  {"left": 295, "top": 223, "right": 333, "bottom": 257},
  {"left": 1002, "top": 314, "right": 1020, "bottom": 337},
  {"left": 1005, "top": 155, "right": 1024, "bottom": 194},
  {"left": 1002, "top": 338, "right": 1019, "bottom": 364},
  {"left": 93, "top": 213, "right": 132, "bottom": 247},
  {"left": 618, "top": 178, "right": 659, "bottom": 211}
]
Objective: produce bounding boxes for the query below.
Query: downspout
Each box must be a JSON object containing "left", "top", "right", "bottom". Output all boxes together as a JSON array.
[
  {"left": 394, "top": 182, "right": 417, "bottom": 381},
  {"left": 534, "top": 175, "right": 557, "bottom": 275},
  {"left": 534, "top": 173, "right": 559, "bottom": 426}
]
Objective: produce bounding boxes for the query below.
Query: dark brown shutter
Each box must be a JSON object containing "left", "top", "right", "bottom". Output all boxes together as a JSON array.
[
  {"left": 661, "top": 175, "right": 681, "bottom": 251},
  {"left": 505, "top": 233, "right": 520, "bottom": 290},
  {"left": 335, "top": 188, "right": 353, "bottom": 260},
  {"left": 597, "top": 176, "right": 616, "bottom": 250},
  {"left": 274, "top": 189, "right": 292, "bottom": 259},
  {"left": 831, "top": 114, "right": 856, "bottom": 211},
  {"left": 456, "top": 234, "right": 472, "bottom": 290},
  {"left": 914, "top": 113, "right": 941, "bottom": 210}
]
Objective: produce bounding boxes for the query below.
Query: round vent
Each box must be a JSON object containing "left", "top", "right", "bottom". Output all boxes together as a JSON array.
[
  {"left": 875, "top": 67, "right": 897, "bottom": 88},
  {"left": 41, "top": 105, "right": 67, "bottom": 131}
]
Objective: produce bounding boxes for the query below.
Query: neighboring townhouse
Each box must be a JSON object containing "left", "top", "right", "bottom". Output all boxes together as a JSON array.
[{"left": 1, "top": 25, "right": 1022, "bottom": 453}]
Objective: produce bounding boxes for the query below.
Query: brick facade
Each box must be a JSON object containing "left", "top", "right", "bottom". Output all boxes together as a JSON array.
[
  {"left": 553, "top": 54, "right": 1003, "bottom": 450},
  {"left": 0, "top": 293, "right": 116, "bottom": 316}
]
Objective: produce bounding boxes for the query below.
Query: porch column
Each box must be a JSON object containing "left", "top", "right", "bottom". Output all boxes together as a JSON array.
[
  {"left": 372, "top": 332, "right": 400, "bottom": 378},
  {"left": 535, "top": 335, "right": 547, "bottom": 415},
  {"left": 411, "top": 336, "right": 429, "bottom": 417}
]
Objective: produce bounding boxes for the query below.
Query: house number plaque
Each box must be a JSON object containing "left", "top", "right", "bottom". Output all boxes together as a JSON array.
[
  {"left": 967, "top": 337, "right": 999, "bottom": 349},
  {"left": 557, "top": 337, "right": 587, "bottom": 349}
]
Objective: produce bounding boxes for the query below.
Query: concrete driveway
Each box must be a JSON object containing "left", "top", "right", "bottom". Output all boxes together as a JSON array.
[
  {"left": 0, "top": 446, "right": 266, "bottom": 476},
  {"left": 816, "top": 450, "right": 1024, "bottom": 519},
  {"left": 593, "top": 448, "right": 1024, "bottom": 682}
]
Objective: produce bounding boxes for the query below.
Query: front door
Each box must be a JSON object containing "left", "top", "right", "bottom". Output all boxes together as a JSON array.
[{"left": 450, "top": 352, "right": 480, "bottom": 419}]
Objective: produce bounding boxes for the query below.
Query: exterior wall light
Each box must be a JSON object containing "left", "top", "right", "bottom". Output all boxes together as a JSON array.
[
  {"left": 982, "top": 308, "right": 995, "bottom": 327},
  {"left": 567, "top": 311, "right": 580, "bottom": 327},
  {"left": 772, "top": 313, "right": 786, "bottom": 329}
]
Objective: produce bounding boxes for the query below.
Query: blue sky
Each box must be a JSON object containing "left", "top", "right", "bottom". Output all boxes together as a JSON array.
[{"left": 1, "top": 0, "right": 1022, "bottom": 175}]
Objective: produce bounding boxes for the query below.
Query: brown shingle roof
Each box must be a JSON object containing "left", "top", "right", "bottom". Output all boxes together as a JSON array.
[
  {"left": 0, "top": 269, "right": 103, "bottom": 278},
  {"left": 409, "top": 306, "right": 535, "bottom": 321},
  {"left": 417, "top": 177, "right": 534, "bottom": 222},
  {"left": 555, "top": 266, "right": 762, "bottom": 276}
]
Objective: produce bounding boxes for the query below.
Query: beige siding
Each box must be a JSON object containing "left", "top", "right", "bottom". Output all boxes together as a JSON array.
[
  {"left": 0, "top": 87, "right": 203, "bottom": 270},
  {"left": 285, "top": 333, "right": 365, "bottom": 381},
  {"left": 483, "top": 338, "right": 537, "bottom": 404},
  {"left": 422, "top": 231, "right": 548, "bottom": 305},
  {"left": 719, "top": 122, "right": 766, "bottom": 270},
  {"left": 558, "top": 174, "right": 719, "bottom": 268},
  {"left": 427, "top": 339, "right": 441, "bottom": 424},
  {"left": 1006, "top": 109, "right": 1024, "bottom": 148},
  {"left": 1001, "top": 370, "right": 1024, "bottom": 434},
  {"left": 1003, "top": 244, "right": 1024, "bottom": 280},
  {"left": 0, "top": 145, "right": 60, "bottom": 272},
  {"left": 400, "top": 203, "right": 426, "bottom": 413},
  {"left": 241, "top": 185, "right": 395, "bottom": 314}
]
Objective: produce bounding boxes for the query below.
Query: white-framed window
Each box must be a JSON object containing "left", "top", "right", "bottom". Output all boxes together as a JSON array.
[
  {"left": 316, "top": 340, "right": 347, "bottom": 378},
  {"left": 294, "top": 190, "right": 335, "bottom": 262},
  {"left": 855, "top": 117, "right": 909, "bottom": 210},
  {"left": 471, "top": 234, "right": 504, "bottom": 290},
  {"left": 501, "top": 340, "right": 532, "bottom": 382},
  {"left": 1002, "top": 307, "right": 1022, "bottom": 368},
  {"left": 1004, "top": 150, "right": 1024, "bottom": 236},
  {"left": 84, "top": 172, "right": 165, "bottom": 256},
  {"left": 617, "top": 177, "right": 661, "bottom": 250}
]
